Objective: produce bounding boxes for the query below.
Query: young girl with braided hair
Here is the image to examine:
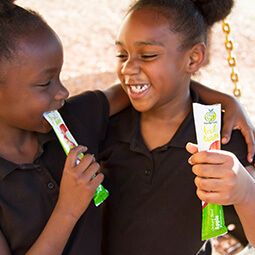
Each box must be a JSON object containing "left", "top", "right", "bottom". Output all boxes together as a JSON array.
[
  {"left": 0, "top": 0, "right": 254, "bottom": 254},
  {"left": 99, "top": 0, "right": 255, "bottom": 254}
]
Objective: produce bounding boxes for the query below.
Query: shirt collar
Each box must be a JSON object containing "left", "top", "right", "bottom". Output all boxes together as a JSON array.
[
  {"left": 117, "top": 87, "right": 202, "bottom": 149},
  {"left": 0, "top": 130, "right": 56, "bottom": 181}
]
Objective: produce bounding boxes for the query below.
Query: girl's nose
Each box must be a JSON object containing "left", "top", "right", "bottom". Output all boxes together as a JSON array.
[
  {"left": 121, "top": 58, "right": 140, "bottom": 76},
  {"left": 55, "top": 81, "right": 69, "bottom": 101}
]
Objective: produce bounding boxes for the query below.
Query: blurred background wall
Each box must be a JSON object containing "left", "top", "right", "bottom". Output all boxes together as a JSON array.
[{"left": 18, "top": 0, "right": 255, "bottom": 125}]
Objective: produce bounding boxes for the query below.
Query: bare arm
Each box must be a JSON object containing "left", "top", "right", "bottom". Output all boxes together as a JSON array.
[
  {"left": 103, "top": 84, "right": 130, "bottom": 116},
  {"left": 234, "top": 165, "right": 255, "bottom": 247},
  {"left": 191, "top": 80, "right": 255, "bottom": 162},
  {"left": 26, "top": 146, "right": 103, "bottom": 255},
  {"left": 1, "top": 146, "right": 103, "bottom": 255},
  {"left": 0, "top": 230, "right": 11, "bottom": 255}
]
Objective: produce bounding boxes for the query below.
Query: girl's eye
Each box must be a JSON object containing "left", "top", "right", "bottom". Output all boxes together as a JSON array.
[
  {"left": 141, "top": 54, "right": 158, "bottom": 60},
  {"left": 116, "top": 53, "right": 128, "bottom": 59},
  {"left": 37, "top": 81, "right": 51, "bottom": 87}
]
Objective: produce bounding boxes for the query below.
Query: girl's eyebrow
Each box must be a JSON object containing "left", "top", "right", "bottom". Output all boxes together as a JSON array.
[
  {"left": 33, "top": 67, "right": 60, "bottom": 80},
  {"left": 115, "top": 40, "right": 164, "bottom": 47},
  {"left": 37, "top": 67, "right": 60, "bottom": 76}
]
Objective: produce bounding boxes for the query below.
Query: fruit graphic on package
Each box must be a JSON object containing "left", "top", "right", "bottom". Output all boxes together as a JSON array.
[{"left": 209, "top": 140, "right": 220, "bottom": 150}]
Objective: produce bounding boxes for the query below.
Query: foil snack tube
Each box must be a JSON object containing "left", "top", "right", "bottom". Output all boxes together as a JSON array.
[
  {"left": 193, "top": 103, "right": 228, "bottom": 241},
  {"left": 43, "top": 110, "right": 109, "bottom": 207}
]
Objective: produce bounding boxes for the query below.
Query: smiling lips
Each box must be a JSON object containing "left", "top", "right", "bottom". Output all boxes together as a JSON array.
[
  {"left": 127, "top": 84, "right": 151, "bottom": 98},
  {"left": 130, "top": 84, "right": 150, "bottom": 93}
]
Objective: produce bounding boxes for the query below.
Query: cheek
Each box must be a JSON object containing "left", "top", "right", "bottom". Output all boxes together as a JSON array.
[
  {"left": 32, "top": 91, "right": 53, "bottom": 107},
  {"left": 141, "top": 63, "right": 164, "bottom": 81},
  {"left": 24, "top": 97, "right": 51, "bottom": 123},
  {"left": 116, "top": 65, "right": 126, "bottom": 88},
  {"left": 116, "top": 64, "right": 122, "bottom": 78}
]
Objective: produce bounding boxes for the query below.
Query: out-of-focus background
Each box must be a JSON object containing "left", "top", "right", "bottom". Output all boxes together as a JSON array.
[
  {"left": 18, "top": 0, "right": 255, "bottom": 125},
  {"left": 16, "top": 1, "right": 255, "bottom": 253}
]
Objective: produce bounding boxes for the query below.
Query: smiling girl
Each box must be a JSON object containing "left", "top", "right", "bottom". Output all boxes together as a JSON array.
[
  {"left": 99, "top": 0, "right": 255, "bottom": 254},
  {"left": 0, "top": 0, "right": 254, "bottom": 254}
]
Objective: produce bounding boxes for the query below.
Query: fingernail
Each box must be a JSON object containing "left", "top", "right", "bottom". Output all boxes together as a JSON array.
[
  {"left": 221, "top": 137, "right": 227, "bottom": 144},
  {"left": 188, "top": 157, "right": 192, "bottom": 165}
]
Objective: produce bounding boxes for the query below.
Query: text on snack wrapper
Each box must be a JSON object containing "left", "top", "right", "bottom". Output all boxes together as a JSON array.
[
  {"left": 203, "top": 124, "right": 220, "bottom": 142},
  {"left": 48, "top": 113, "right": 62, "bottom": 125}
]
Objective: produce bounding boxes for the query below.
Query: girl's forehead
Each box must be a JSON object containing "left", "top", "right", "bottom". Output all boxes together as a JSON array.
[
  {"left": 118, "top": 8, "right": 176, "bottom": 44},
  {"left": 1, "top": 29, "right": 63, "bottom": 79},
  {"left": 119, "top": 7, "right": 175, "bottom": 41},
  {"left": 126, "top": 7, "right": 170, "bottom": 26},
  {"left": 14, "top": 30, "right": 63, "bottom": 68}
]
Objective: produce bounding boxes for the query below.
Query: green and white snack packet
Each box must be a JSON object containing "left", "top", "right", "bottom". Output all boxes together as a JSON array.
[
  {"left": 43, "top": 110, "right": 109, "bottom": 207},
  {"left": 193, "top": 103, "right": 228, "bottom": 241}
]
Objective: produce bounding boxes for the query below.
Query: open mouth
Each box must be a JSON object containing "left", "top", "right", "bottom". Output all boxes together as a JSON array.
[{"left": 129, "top": 84, "right": 151, "bottom": 94}]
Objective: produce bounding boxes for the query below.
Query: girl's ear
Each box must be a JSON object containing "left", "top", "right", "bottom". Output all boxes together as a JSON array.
[{"left": 186, "top": 42, "right": 206, "bottom": 73}]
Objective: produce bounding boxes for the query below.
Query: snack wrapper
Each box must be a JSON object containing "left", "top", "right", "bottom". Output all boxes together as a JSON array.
[
  {"left": 193, "top": 103, "right": 228, "bottom": 241},
  {"left": 43, "top": 110, "right": 109, "bottom": 207}
]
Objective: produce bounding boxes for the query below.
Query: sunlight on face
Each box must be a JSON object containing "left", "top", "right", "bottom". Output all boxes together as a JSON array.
[{"left": 115, "top": 7, "right": 192, "bottom": 114}]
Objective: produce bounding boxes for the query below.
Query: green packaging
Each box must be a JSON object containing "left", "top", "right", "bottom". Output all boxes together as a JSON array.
[
  {"left": 201, "top": 202, "right": 228, "bottom": 240},
  {"left": 43, "top": 110, "right": 109, "bottom": 207},
  {"left": 193, "top": 103, "right": 228, "bottom": 241}
]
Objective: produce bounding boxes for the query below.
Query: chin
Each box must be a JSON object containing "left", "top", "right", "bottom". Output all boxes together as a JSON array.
[
  {"left": 130, "top": 101, "right": 151, "bottom": 113},
  {"left": 42, "top": 126, "right": 52, "bottom": 134},
  {"left": 38, "top": 121, "right": 52, "bottom": 134}
]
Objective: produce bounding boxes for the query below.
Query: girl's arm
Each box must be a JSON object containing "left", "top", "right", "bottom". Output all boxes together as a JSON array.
[
  {"left": 26, "top": 146, "right": 103, "bottom": 255},
  {"left": 0, "top": 230, "right": 11, "bottom": 255},
  {"left": 191, "top": 80, "right": 255, "bottom": 162},
  {"left": 105, "top": 81, "right": 255, "bottom": 162},
  {"left": 234, "top": 165, "right": 255, "bottom": 248},
  {"left": 0, "top": 146, "right": 103, "bottom": 255},
  {"left": 186, "top": 143, "right": 255, "bottom": 247},
  {"left": 103, "top": 84, "right": 130, "bottom": 116}
]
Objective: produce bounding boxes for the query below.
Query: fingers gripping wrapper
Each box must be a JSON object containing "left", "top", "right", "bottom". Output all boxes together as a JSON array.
[
  {"left": 193, "top": 103, "right": 228, "bottom": 241},
  {"left": 43, "top": 110, "right": 109, "bottom": 207}
]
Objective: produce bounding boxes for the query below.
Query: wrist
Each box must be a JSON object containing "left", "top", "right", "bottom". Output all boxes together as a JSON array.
[
  {"left": 54, "top": 201, "right": 81, "bottom": 223},
  {"left": 235, "top": 175, "right": 255, "bottom": 208}
]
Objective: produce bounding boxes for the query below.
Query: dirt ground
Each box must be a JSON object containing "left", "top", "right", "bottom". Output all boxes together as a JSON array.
[{"left": 17, "top": 0, "right": 255, "bottom": 254}]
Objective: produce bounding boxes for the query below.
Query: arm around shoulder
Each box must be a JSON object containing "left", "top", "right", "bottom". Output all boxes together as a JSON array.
[
  {"left": 103, "top": 84, "right": 130, "bottom": 116},
  {"left": 191, "top": 80, "right": 255, "bottom": 163}
]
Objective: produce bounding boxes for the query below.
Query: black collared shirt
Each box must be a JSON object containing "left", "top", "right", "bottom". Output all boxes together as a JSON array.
[
  {"left": 99, "top": 89, "right": 250, "bottom": 255},
  {"left": 0, "top": 90, "right": 109, "bottom": 255}
]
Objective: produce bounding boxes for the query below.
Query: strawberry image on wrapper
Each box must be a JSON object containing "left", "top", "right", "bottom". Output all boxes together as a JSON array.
[
  {"left": 43, "top": 110, "right": 109, "bottom": 207},
  {"left": 193, "top": 103, "right": 228, "bottom": 241}
]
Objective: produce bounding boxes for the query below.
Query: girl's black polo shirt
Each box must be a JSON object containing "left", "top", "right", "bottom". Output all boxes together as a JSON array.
[
  {"left": 99, "top": 88, "right": 251, "bottom": 255},
  {"left": 0, "top": 90, "right": 109, "bottom": 255}
]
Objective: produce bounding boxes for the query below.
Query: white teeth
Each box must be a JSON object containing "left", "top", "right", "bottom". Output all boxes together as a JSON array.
[{"left": 130, "top": 84, "right": 150, "bottom": 93}]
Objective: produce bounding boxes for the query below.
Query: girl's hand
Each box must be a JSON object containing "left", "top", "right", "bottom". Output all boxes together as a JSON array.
[
  {"left": 56, "top": 146, "right": 104, "bottom": 220},
  {"left": 186, "top": 143, "right": 254, "bottom": 206},
  {"left": 190, "top": 80, "right": 255, "bottom": 163}
]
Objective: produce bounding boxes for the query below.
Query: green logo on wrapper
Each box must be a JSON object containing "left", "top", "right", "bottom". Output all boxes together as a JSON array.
[{"left": 204, "top": 109, "right": 216, "bottom": 122}]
